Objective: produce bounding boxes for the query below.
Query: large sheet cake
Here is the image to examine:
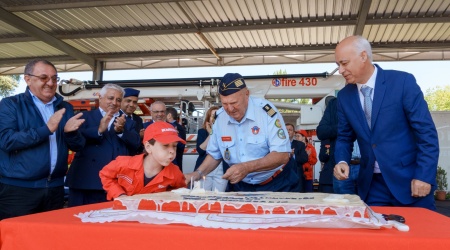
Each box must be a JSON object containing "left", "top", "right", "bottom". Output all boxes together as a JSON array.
[{"left": 113, "top": 189, "right": 368, "bottom": 218}]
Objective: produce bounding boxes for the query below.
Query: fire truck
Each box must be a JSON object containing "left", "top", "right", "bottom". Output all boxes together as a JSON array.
[{"left": 58, "top": 72, "right": 346, "bottom": 179}]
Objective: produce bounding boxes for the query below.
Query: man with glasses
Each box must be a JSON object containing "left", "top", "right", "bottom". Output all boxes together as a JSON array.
[
  {"left": 0, "top": 59, "right": 85, "bottom": 220},
  {"left": 143, "top": 101, "right": 167, "bottom": 129}
]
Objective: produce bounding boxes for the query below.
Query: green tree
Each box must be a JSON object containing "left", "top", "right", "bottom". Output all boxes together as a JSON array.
[
  {"left": 425, "top": 85, "right": 450, "bottom": 111},
  {"left": 0, "top": 75, "right": 19, "bottom": 98}
]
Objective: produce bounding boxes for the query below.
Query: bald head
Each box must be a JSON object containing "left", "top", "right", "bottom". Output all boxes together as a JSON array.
[{"left": 335, "top": 36, "right": 375, "bottom": 84}]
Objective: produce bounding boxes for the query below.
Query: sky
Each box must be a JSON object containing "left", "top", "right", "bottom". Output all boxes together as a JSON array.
[{"left": 12, "top": 60, "right": 450, "bottom": 95}]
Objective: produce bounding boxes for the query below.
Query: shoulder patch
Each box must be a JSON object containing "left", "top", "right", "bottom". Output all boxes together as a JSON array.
[
  {"left": 262, "top": 104, "right": 277, "bottom": 117},
  {"left": 277, "top": 129, "right": 286, "bottom": 139}
]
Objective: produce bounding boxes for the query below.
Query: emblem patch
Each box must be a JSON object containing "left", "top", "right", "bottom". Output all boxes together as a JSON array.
[
  {"left": 275, "top": 119, "right": 281, "bottom": 128},
  {"left": 251, "top": 126, "right": 260, "bottom": 135},
  {"left": 277, "top": 129, "right": 286, "bottom": 139}
]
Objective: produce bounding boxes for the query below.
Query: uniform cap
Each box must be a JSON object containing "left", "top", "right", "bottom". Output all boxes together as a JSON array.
[
  {"left": 124, "top": 88, "right": 140, "bottom": 98},
  {"left": 143, "top": 121, "right": 186, "bottom": 144},
  {"left": 218, "top": 73, "right": 247, "bottom": 96}
]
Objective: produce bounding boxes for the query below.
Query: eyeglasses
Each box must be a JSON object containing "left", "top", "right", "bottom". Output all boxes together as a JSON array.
[{"left": 27, "top": 74, "right": 60, "bottom": 84}]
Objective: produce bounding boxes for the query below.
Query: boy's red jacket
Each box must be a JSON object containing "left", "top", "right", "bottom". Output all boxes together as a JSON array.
[
  {"left": 303, "top": 143, "right": 318, "bottom": 180},
  {"left": 100, "top": 154, "right": 186, "bottom": 200}
]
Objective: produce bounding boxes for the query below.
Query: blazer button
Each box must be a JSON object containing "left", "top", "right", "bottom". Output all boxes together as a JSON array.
[{"left": 372, "top": 144, "right": 376, "bottom": 149}]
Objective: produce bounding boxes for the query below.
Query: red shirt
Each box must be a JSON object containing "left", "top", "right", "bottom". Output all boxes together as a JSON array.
[{"left": 99, "top": 154, "right": 186, "bottom": 200}]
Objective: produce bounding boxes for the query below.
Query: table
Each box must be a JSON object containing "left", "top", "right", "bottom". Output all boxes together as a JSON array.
[{"left": 1, "top": 202, "right": 450, "bottom": 250}]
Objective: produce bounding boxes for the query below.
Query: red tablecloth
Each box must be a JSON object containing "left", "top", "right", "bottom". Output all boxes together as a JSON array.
[{"left": 1, "top": 202, "right": 449, "bottom": 250}]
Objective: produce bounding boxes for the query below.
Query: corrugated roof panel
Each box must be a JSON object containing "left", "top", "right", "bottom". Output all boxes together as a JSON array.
[
  {"left": 432, "top": 0, "right": 450, "bottom": 16},
  {"left": 435, "top": 23, "right": 450, "bottom": 41},
  {"left": 249, "top": 30, "right": 263, "bottom": 47},
  {"left": 74, "top": 8, "right": 115, "bottom": 30},
  {"left": 0, "top": 41, "right": 64, "bottom": 58},
  {"left": 0, "top": 21, "right": 23, "bottom": 36},
  {"left": 284, "top": 0, "right": 296, "bottom": 19},
  {"left": 205, "top": 33, "right": 221, "bottom": 48},
  {"left": 225, "top": 32, "right": 240, "bottom": 48},
  {"left": 286, "top": 28, "right": 296, "bottom": 46},
  {"left": 233, "top": 31, "right": 249, "bottom": 47},
  {"left": 246, "top": 30, "right": 259, "bottom": 47},
  {"left": 241, "top": 0, "right": 259, "bottom": 21},
  {"left": 189, "top": 1, "right": 211, "bottom": 24},
  {"left": 254, "top": 0, "right": 270, "bottom": 21},
  {"left": 200, "top": 1, "right": 227, "bottom": 26},
  {"left": 262, "top": 29, "right": 277, "bottom": 45},
  {"left": 409, "top": 1, "right": 428, "bottom": 16},
  {"left": 272, "top": 0, "right": 285, "bottom": 21}
]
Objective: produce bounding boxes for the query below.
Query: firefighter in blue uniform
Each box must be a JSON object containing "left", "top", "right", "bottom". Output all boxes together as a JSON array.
[{"left": 185, "top": 73, "right": 300, "bottom": 192}]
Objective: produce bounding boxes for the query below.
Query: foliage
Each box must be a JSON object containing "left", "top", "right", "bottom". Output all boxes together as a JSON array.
[
  {"left": 0, "top": 75, "right": 20, "bottom": 98},
  {"left": 425, "top": 85, "right": 450, "bottom": 111},
  {"left": 436, "top": 166, "right": 448, "bottom": 191}
]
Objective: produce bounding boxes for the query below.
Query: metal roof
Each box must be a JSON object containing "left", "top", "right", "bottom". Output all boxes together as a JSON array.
[{"left": 0, "top": 0, "right": 449, "bottom": 76}]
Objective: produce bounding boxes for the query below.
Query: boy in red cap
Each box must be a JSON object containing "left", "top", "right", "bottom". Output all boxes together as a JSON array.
[{"left": 100, "top": 121, "right": 187, "bottom": 200}]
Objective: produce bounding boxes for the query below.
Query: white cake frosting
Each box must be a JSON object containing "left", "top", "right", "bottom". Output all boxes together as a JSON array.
[{"left": 114, "top": 188, "right": 368, "bottom": 218}]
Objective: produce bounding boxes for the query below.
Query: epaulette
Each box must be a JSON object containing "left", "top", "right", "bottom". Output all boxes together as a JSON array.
[{"left": 262, "top": 104, "right": 277, "bottom": 117}]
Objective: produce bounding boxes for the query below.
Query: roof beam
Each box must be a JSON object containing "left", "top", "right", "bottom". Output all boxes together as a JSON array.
[
  {"left": 0, "top": 7, "right": 96, "bottom": 68},
  {"left": 1, "top": 0, "right": 197, "bottom": 11},
  {"left": 1, "top": 16, "right": 448, "bottom": 44},
  {"left": 0, "top": 41, "right": 448, "bottom": 68},
  {"left": 354, "top": 0, "right": 372, "bottom": 35}
]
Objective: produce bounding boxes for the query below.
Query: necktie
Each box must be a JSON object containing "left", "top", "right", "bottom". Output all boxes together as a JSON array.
[{"left": 361, "top": 85, "right": 373, "bottom": 128}]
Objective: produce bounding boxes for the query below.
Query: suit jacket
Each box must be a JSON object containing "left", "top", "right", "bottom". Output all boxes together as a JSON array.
[
  {"left": 66, "top": 109, "right": 141, "bottom": 190},
  {"left": 129, "top": 114, "right": 144, "bottom": 155},
  {"left": 335, "top": 65, "right": 439, "bottom": 204},
  {"left": 130, "top": 114, "right": 143, "bottom": 134},
  {"left": 169, "top": 120, "right": 186, "bottom": 171},
  {"left": 291, "top": 140, "right": 308, "bottom": 172},
  {"left": 317, "top": 97, "right": 338, "bottom": 185}
]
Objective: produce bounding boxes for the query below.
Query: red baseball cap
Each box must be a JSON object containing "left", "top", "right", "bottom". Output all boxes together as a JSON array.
[
  {"left": 143, "top": 121, "right": 186, "bottom": 144},
  {"left": 296, "top": 130, "right": 308, "bottom": 137}
]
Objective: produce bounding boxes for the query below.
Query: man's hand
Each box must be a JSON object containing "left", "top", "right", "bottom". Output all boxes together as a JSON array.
[
  {"left": 98, "top": 111, "right": 114, "bottom": 133},
  {"left": 47, "top": 108, "right": 66, "bottom": 133},
  {"left": 139, "top": 128, "right": 145, "bottom": 139},
  {"left": 113, "top": 114, "right": 126, "bottom": 133},
  {"left": 184, "top": 171, "right": 202, "bottom": 186},
  {"left": 334, "top": 162, "right": 350, "bottom": 180},
  {"left": 64, "top": 113, "right": 85, "bottom": 132},
  {"left": 411, "top": 179, "right": 431, "bottom": 197},
  {"left": 222, "top": 163, "right": 250, "bottom": 184}
]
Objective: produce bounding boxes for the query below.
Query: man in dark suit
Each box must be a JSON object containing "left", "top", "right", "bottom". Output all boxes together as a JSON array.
[
  {"left": 333, "top": 36, "right": 439, "bottom": 210},
  {"left": 166, "top": 107, "right": 186, "bottom": 172},
  {"left": 66, "top": 84, "right": 141, "bottom": 207},
  {"left": 121, "top": 88, "right": 144, "bottom": 155},
  {"left": 143, "top": 101, "right": 166, "bottom": 129},
  {"left": 316, "top": 96, "right": 337, "bottom": 193},
  {"left": 285, "top": 123, "right": 308, "bottom": 192}
]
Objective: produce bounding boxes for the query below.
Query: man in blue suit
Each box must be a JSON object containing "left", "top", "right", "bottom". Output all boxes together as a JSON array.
[
  {"left": 66, "top": 84, "right": 141, "bottom": 207},
  {"left": 333, "top": 36, "right": 439, "bottom": 210}
]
